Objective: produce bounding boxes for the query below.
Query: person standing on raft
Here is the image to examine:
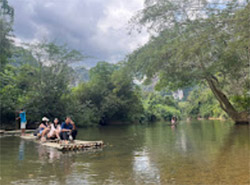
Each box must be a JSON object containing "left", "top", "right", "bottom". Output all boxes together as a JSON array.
[{"left": 16, "top": 109, "right": 27, "bottom": 136}]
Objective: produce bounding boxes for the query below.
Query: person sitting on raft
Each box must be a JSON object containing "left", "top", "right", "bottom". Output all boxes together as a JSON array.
[
  {"left": 47, "top": 118, "right": 61, "bottom": 140},
  {"left": 41, "top": 119, "right": 52, "bottom": 142},
  {"left": 36, "top": 117, "right": 49, "bottom": 137},
  {"left": 60, "top": 116, "right": 77, "bottom": 144}
]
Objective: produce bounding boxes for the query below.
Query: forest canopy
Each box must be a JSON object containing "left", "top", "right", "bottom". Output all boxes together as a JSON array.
[{"left": 128, "top": 0, "right": 249, "bottom": 123}]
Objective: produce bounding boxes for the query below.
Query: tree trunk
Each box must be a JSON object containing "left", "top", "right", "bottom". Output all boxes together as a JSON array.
[{"left": 206, "top": 78, "right": 249, "bottom": 124}]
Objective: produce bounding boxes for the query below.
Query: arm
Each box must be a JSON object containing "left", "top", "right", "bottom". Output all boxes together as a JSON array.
[
  {"left": 70, "top": 120, "right": 76, "bottom": 130},
  {"left": 61, "top": 128, "right": 71, "bottom": 132},
  {"left": 16, "top": 113, "right": 21, "bottom": 120},
  {"left": 39, "top": 124, "right": 46, "bottom": 129}
]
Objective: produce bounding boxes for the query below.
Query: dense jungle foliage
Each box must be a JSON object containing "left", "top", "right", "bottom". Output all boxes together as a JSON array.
[{"left": 1, "top": 0, "right": 249, "bottom": 127}]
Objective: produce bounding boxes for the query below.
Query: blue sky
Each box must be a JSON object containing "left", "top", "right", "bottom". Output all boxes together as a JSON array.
[{"left": 9, "top": 0, "right": 149, "bottom": 68}]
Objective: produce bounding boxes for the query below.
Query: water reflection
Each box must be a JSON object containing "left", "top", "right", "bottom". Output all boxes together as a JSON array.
[
  {"left": 37, "top": 145, "right": 62, "bottom": 164},
  {"left": 0, "top": 121, "right": 249, "bottom": 185},
  {"left": 178, "top": 129, "right": 188, "bottom": 153},
  {"left": 211, "top": 124, "right": 250, "bottom": 184},
  {"left": 133, "top": 148, "right": 160, "bottom": 184},
  {"left": 18, "top": 140, "right": 25, "bottom": 161}
]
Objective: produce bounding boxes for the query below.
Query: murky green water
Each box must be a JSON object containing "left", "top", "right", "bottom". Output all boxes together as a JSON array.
[{"left": 0, "top": 121, "right": 249, "bottom": 185}]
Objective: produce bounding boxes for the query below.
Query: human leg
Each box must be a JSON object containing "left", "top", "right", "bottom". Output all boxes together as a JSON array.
[
  {"left": 41, "top": 128, "right": 50, "bottom": 142},
  {"left": 60, "top": 132, "right": 69, "bottom": 140},
  {"left": 71, "top": 130, "right": 78, "bottom": 140},
  {"left": 20, "top": 122, "right": 26, "bottom": 136},
  {"left": 41, "top": 127, "right": 50, "bottom": 137},
  {"left": 55, "top": 130, "right": 60, "bottom": 139}
]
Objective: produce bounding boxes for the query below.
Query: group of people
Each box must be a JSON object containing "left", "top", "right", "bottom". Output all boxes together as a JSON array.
[
  {"left": 35, "top": 116, "right": 77, "bottom": 143},
  {"left": 16, "top": 109, "right": 78, "bottom": 143}
]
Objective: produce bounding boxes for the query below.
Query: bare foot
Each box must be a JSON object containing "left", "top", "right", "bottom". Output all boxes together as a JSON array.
[{"left": 41, "top": 137, "right": 46, "bottom": 142}]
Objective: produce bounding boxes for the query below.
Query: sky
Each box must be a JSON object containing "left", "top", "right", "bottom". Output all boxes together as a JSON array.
[{"left": 8, "top": 0, "right": 149, "bottom": 68}]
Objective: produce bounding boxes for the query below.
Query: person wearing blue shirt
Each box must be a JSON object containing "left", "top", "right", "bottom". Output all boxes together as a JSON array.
[
  {"left": 16, "top": 109, "right": 27, "bottom": 136},
  {"left": 60, "top": 116, "right": 77, "bottom": 143}
]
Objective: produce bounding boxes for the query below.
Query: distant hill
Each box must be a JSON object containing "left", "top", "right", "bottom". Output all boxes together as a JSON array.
[{"left": 138, "top": 77, "right": 193, "bottom": 100}]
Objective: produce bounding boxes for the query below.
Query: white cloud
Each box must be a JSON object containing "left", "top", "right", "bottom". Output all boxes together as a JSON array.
[
  {"left": 91, "top": 0, "right": 149, "bottom": 61},
  {"left": 9, "top": 0, "right": 149, "bottom": 67}
]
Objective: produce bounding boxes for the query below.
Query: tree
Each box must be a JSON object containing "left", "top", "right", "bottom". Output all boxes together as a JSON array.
[
  {"left": 18, "top": 42, "right": 84, "bottom": 122},
  {"left": 0, "top": 0, "right": 14, "bottom": 68},
  {"left": 71, "top": 62, "right": 144, "bottom": 126},
  {"left": 179, "top": 86, "right": 227, "bottom": 119},
  {"left": 0, "top": 41, "right": 84, "bottom": 125},
  {"left": 0, "top": 0, "right": 15, "bottom": 125},
  {"left": 16, "top": 64, "right": 70, "bottom": 122},
  {"left": 128, "top": 0, "right": 249, "bottom": 123},
  {"left": 142, "top": 92, "right": 180, "bottom": 121}
]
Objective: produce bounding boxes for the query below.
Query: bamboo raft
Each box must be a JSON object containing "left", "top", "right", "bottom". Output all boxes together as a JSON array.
[{"left": 20, "top": 134, "right": 104, "bottom": 151}]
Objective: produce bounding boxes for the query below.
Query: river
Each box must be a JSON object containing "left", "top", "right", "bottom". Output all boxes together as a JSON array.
[{"left": 0, "top": 120, "right": 249, "bottom": 184}]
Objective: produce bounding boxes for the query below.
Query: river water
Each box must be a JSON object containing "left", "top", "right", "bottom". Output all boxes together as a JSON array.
[{"left": 0, "top": 121, "right": 249, "bottom": 185}]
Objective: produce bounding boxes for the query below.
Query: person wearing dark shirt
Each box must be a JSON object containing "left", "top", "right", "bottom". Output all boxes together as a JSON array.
[{"left": 60, "top": 116, "right": 77, "bottom": 143}]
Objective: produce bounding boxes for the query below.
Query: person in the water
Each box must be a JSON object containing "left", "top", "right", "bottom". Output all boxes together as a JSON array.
[{"left": 171, "top": 116, "right": 177, "bottom": 125}]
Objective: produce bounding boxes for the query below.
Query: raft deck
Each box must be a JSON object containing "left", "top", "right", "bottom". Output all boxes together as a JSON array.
[{"left": 21, "top": 134, "right": 104, "bottom": 151}]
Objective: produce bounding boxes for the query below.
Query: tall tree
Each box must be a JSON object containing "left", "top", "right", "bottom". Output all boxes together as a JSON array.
[
  {"left": 0, "top": 0, "right": 14, "bottom": 68},
  {"left": 128, "top": 0, "right": 249, "bottom": 123},
  {"left": 20, "top": 42, "right": 84, "bottom": 122},
  {"left": 0, "top": 0, "right": 15, "bottom": 125}
]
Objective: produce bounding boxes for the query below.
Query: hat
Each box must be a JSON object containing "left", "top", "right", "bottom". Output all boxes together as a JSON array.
[{"left": 42, "top": 117, "right": 49, "bottom": 122}]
